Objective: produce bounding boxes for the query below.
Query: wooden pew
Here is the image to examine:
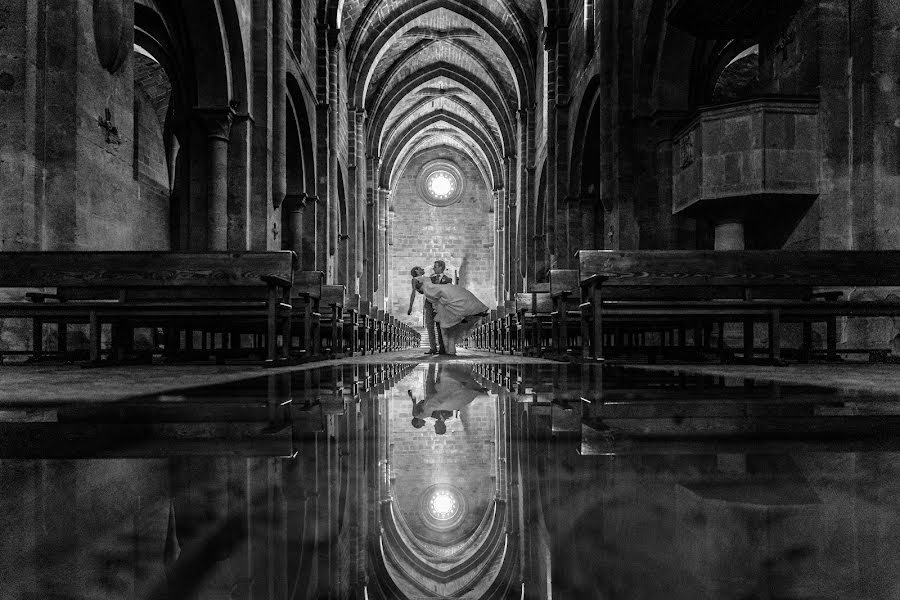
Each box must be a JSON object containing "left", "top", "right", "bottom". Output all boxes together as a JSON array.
[
  {"left": 343, "top": 294, "right": 361, "bottom": 355},
  {"left": 578, "top": 250, "right": 900, "bottom": 362},
  {"left": 549, "top": 269, "right": 582, "bottom": 357},
  {"left": 511, "top": 292, "right": 553, "bottom": 356},
  {"left": 358, "top": 299, "right": 372, "bottom": 354},
  {"left": 291, "top": 270, "right": 324, "bottom": 359},
  {"left": 318, "top": 284, "right": 346, "bottom": 357},
  {"left": 0, "top": 252, "right": 294, "bottom": 365}
]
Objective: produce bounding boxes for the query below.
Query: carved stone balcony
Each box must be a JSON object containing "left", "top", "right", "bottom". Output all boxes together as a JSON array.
[
  {"left": 672, "top": 96, "right": 819, "bottom": 212},
  {"left": 671, "top": 97, "right": 819, "bottom": 249},
  {"left": 667, "top": 0, "right": 802, "bottom": 39}
]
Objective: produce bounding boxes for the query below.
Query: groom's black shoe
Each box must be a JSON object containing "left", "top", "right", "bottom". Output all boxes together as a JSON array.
[{"left": 424, "top": 350, "right": 438, "bottom": 355}]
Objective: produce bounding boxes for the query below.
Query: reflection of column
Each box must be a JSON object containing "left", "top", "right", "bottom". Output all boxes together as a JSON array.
[{"left": 195, "top": 107, "right": 235, "bottom": 250}]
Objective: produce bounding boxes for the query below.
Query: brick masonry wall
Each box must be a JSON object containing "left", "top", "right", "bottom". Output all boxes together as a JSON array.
[{"left": 389, "top": 148, "right": 496, "bottom": 327}]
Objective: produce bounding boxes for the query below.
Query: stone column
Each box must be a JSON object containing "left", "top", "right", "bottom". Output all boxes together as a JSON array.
[
  {"left": 195, "top": 107, "right": 235, "bottom": 250},
  {"left": 283, "top": 193, "right": 307, "bottom": 260},
  {"left": 349, "top": 110, "right": 367, "bottom": 295},
  {"left": 714, "top": 218, "right": 745, "bottom": 250},
  {"left": 303, "top": 195, "right": 319, "bottom": 270},
  {"left": 494, "top": 188, "right": 504, "bottom": 303},
  {"left": 521, "top": 107, "right": 536, "bottom": 288},
  {"left": 382, "top": 188, "right": 393, "bottom": 311},
  {"left": 272, "top": 0, "right": 287, "bottom": 214},
  {"left": 227, "top": 112, "right": 253, "bottom": 250}
]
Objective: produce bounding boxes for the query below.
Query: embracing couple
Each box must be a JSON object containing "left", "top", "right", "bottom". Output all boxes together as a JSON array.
[{"left": 407, "top": 260, "right": 489, "bottom": 356}]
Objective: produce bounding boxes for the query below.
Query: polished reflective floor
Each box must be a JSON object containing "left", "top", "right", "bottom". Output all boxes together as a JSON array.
[{"left": 2, "top": 362, "right": 900, "bottom": 599}]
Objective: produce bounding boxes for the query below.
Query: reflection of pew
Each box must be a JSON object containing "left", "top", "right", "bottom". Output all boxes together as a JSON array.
[{"left": 0, "top": 422, "right": 294, "bottom": 458}]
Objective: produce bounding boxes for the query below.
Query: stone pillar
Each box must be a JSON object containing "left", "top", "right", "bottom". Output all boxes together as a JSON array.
[
  {"left": 714, "top": 218, "right": 745, "bottom": 250},
  {"left": 251, "top": 0, "right": 274, "bottom": 251},
  {"left": 504, "top": 155, "right": 519, "bottom": 295},
  {"left": 315, "top": 103, "right": 330, "bottom": 274},
  {"left": 303, "top": 195, "right": 319, "bottom": 270},
  {"left": 227, "top": 113, "right": 253, "bottom": 250},
  {"left": 522, "top": 107, "right": 537, "bottom": 288},
  {"left": 326, "top": 30, "right": 340, "bottom": 283},
  {"left": 382, "top": 189, "right": 393, "bottom": 311},
  {"left": 284, "top": 193, "right": 307, "bottom": 260},
  {"left": 195, "top": 107, "right": 235, "bottom": 250},
  {"left": 272, "top": 0, "right": 287, "bottom": 218},
  {"left": 495, "top": 188, "right": 504, "bottom": 303},
  {"left": 349, "top": 110, "right": 367, "bottom": 296}
]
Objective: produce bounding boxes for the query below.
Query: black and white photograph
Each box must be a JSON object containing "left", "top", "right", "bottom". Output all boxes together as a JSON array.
[{"left": 1, "top": 0, "right": 899, "bottom": 598}]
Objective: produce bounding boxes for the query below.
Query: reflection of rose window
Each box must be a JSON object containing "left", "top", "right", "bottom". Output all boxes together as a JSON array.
[
  {"left": 428, "top": 490, "right": 459, "bottom": 520},
  {"left": 426, "top": 171, "right": 457, "bottom": 200}
]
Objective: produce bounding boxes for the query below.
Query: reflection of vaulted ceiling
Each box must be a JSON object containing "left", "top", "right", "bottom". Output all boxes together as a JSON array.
[{"left": 344, "top": 0, "right": 543, "bottom": 191}]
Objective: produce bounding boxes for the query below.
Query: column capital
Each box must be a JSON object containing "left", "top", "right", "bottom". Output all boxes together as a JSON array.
[
  {"left": 194, "top": 106, "right": 236, "bottom": 141},
  {"left": 283, "top": 193, "right": 309, "bottom": 211}
]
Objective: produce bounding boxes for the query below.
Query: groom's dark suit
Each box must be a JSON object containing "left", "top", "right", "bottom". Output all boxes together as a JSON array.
[{"left": 424, "top": 272, "right": 452, "bottom": 353}]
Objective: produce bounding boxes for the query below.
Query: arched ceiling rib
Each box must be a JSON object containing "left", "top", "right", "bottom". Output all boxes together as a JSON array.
[
  {"left": 381, "top": 113, "right": 503, "bottom": 190},
  {"left": 333, "top": 0, "right": 540, "bottom": 210}
]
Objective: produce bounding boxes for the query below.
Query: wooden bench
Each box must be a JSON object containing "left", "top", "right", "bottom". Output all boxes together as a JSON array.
[
  {"left": 578, "top": 250, "right": 900, "bottom": 363},
  {"left": 549, "top": 270, "right": 582, "bottom": 357},
  {"left": 318, "top": 285, "right": 347, "bottom": 357},
  {"left": 0, "top": 252, "right": 294, "bottom": 365},
  {"left": 290, "top": 270, "right": 324, "bottom": 359},
  {"left": 344, "top": 294, "right": 361, "bottom": 355}
]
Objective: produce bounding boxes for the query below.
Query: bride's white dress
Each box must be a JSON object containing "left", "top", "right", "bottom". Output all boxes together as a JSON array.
[
  {"left": 415, "top": 275, "right": 488, "bottom": 327},
  {"left": 415, "top": 275, "right": 489, "bottom": 352}
]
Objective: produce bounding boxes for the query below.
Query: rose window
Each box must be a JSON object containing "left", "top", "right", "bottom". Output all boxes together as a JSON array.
[
  {"left": 426, "top": 171, "right": 457, "bottom": 201},
  {"left": 427, "top": 489, "right": 459, "bottom": 521}
]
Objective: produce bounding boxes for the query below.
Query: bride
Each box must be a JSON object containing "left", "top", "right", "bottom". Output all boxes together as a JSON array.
[{"left": 407, "top": 266, "right": 489, "bottom": 355}]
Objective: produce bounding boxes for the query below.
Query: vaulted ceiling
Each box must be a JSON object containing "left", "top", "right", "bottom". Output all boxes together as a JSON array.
[{"left": 330, "top": 0, "right": 545, "bottom": 191}]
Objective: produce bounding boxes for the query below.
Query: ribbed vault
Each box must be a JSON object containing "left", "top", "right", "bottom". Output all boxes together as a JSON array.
[{"left": 325, "top": 0, "right": 544, "bottom": 195}]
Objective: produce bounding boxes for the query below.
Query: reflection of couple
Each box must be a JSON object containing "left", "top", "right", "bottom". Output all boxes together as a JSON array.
[
  {"left": 410, "top": 363, "right": 490, "bottom": 434},
  {"left": 407, "top": 261, "right": 489, "bottom": 356}
]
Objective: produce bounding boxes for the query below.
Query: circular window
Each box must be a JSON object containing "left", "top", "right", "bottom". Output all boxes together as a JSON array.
[
  {"left": 426, "top": 170, "right": 457, "bottom": 201},
  {"left": 417, "top": 161, "right": 465, "bottom": 207},
  {"left": 419, "top": 484, "right": 466, "bottom": 531},
  {"left": 428, "top": 489, "right": 459, "bottom": 521}
]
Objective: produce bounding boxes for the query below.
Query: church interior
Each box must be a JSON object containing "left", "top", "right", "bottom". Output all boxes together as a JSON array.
[{"left": 1, "top": 0, "right": 900, "bottom": 598}]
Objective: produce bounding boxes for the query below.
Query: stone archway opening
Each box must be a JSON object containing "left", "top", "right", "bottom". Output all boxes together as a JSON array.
[{"left": 388, "top": 149, "right": 497, "bottom": 328}]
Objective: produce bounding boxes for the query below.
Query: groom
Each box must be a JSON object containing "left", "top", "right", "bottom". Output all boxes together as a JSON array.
[{"left": 424, "top": 260, "right": 452, "bottom": 355}]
